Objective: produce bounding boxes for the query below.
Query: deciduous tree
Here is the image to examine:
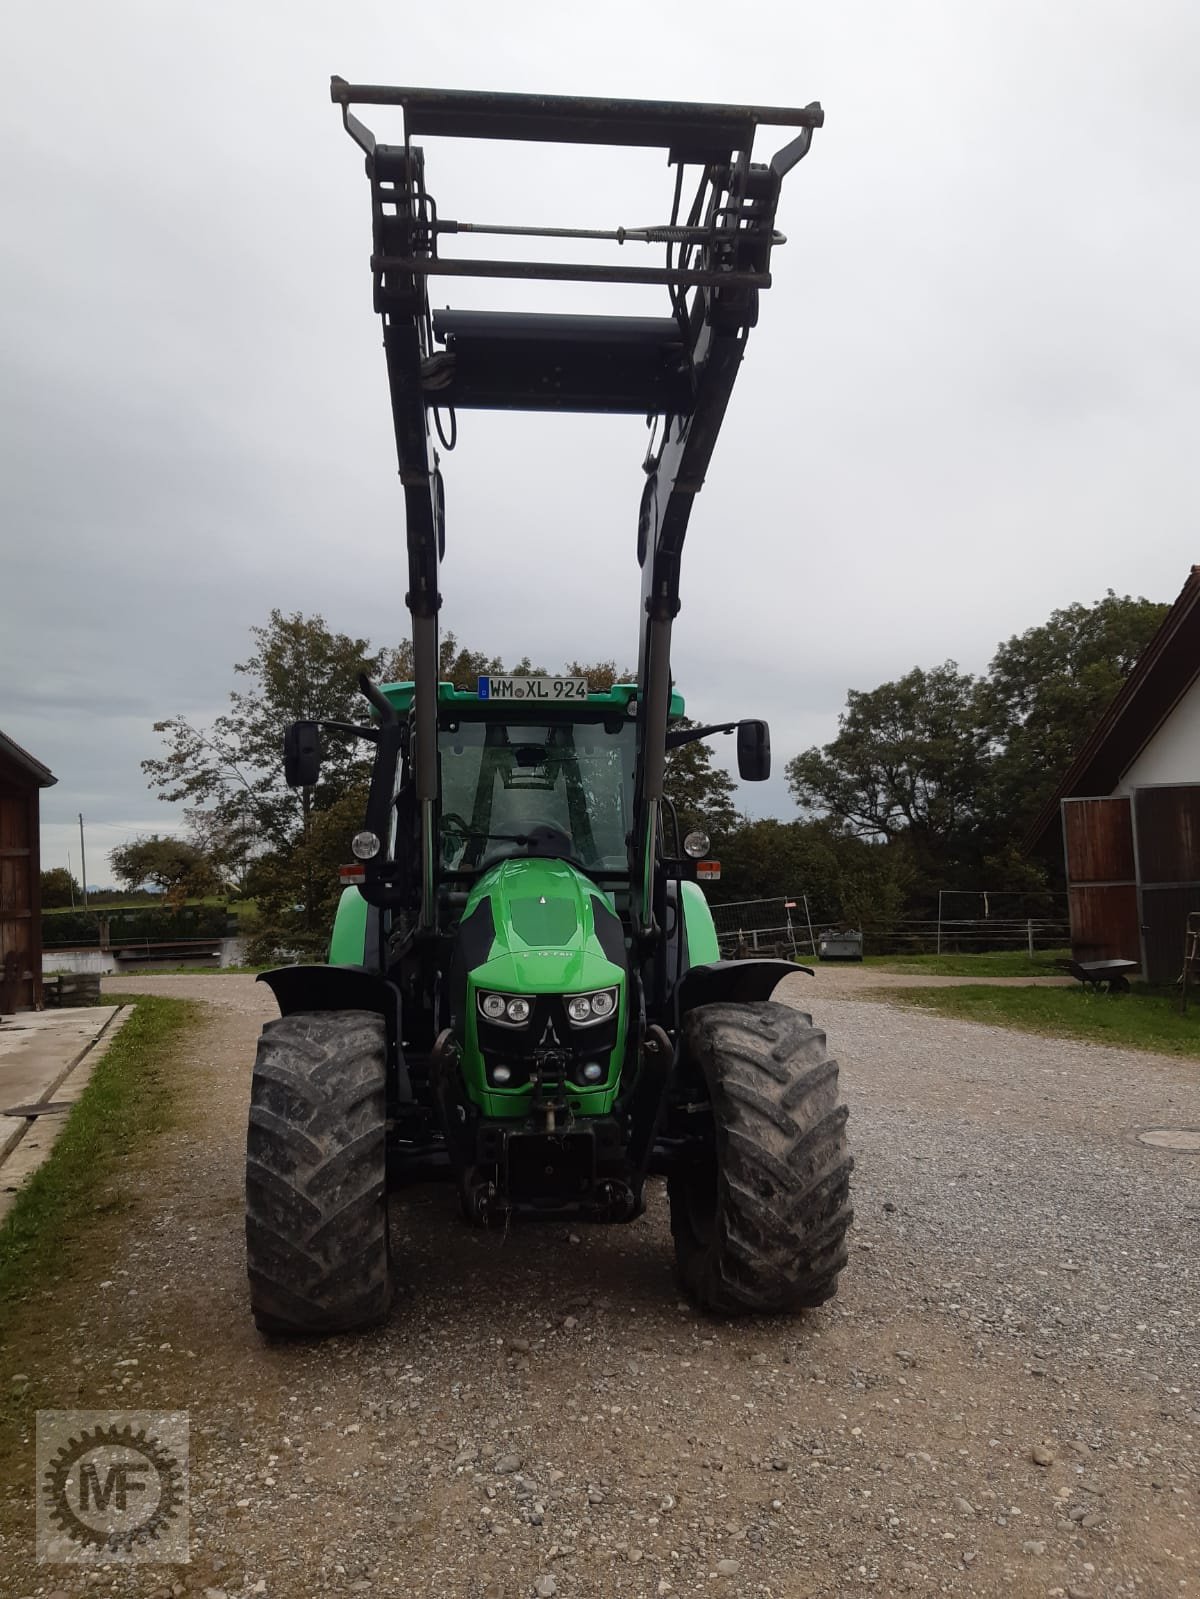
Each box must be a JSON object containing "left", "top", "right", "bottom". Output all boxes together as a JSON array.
[
  {"left": 785, "top": 663, "right": 988, "bottom": 872},
  {"left": 39, "top": 867, "right": 81, "bottom": 908},
  {"left": 109, "top": 835, "right": 220, "bottom": 898},
  {"left": 980, "top": 590, "right": 1168, "bottom": 837}
]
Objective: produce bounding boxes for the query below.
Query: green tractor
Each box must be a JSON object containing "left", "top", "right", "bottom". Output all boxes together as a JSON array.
[{"left": 245, "top": 80, "right": 852, "bottom": 1335}]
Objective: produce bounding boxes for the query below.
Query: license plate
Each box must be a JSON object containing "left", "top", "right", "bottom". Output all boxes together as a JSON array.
[{"left": 478, "top": 676, "right": 589, "bottom": 702}]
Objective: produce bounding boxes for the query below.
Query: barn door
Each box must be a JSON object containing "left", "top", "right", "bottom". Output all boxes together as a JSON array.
[
  {"left": 1132, "top": 784, "right": 1200, "bottom": 985},
  {"left": 1061, "top": 796, "right": 1140, "bottom": 965},
  {"left": 0, "top": 786, "right": 36, "bottom": 1011}
]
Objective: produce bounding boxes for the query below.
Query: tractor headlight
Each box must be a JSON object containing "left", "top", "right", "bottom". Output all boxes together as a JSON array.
[
  {"left": 478, "top": 991, "right": 532, "bottom": 1027},
  {"left": 566, "top": 987, "right": 618, "bottom": 1027},
  {"left": 352, "top": 830, "right": 381, "bottom": 860}
]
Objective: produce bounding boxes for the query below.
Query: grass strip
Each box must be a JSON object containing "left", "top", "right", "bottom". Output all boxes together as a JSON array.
[
  {"left": 874, "top": 982, "right": 1200, "bottom": 1059},
  {"left": 0, "top": 994, "right": 197, "bottom": 1332},
  {"left": 860, "top": 949, "right": 1070, "bottom": 977}
]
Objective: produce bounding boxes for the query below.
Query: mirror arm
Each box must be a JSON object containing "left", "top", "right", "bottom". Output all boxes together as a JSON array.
[
  {"left": 318, "top": 719, "right": 381, "bottom": 744},
  {"left": 664, "top": 721, "right": 738, "bottom": 751},
  {"left": 359, "top": 672, "right": 398, "bottom": 725}
]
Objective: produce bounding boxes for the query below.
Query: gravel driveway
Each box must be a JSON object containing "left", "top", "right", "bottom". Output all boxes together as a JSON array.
[{"left": 1, "top": 972, "right": 1196, "bottom": 1598}]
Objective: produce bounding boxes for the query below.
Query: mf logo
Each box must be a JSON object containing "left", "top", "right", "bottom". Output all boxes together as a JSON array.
[
  {"left": 36, "top": 1411, "right": 189, "bottom": 1564},
  {"left": 79, "top": 1459, "right": 147, "bottom": 1512}
]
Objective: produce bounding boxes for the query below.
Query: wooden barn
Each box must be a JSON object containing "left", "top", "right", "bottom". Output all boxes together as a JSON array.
[
  {"left": 1027, "top": 566, "right": 1200, "bottom": 984},
  {"left": 0, "top": 730, "right": 56, "bottom": 1013}
]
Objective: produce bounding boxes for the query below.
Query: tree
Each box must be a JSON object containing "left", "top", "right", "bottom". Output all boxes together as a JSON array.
[
  {"left": 40, "top": 867, "right": 81, "bottom": 908},
  {"left": 981, "top": 590, "right": 1168, "bottom": 838},
  {"left": 380, "top": 631, "right": 507, "bottom": 691},
  {"left": 144, "top": 610, "right": 382, "bottom": 929},
  {"left": 718, "top": 818, "right": 915, "bottom": 935},
  {"left": 244, "top": 785, "right": 369, "bottom": 962},
  {"left": 664, "top": 726, "right": 740, "bottom": 844},
  {"left": 786, "top": 663, "right": 989, "bottom": 875},
  {"left": 109, "top": 835, "right": 221, "bottom": 898}
]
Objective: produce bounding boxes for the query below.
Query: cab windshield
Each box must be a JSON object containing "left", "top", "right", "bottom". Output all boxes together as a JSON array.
[{"left": 438, "top": 716, "right": 635, "bottom": 876}]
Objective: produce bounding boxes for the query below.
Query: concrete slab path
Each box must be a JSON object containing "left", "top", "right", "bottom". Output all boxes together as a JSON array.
[{"left": 0, "top": 1005, "right": 130, "bottom": 1221}]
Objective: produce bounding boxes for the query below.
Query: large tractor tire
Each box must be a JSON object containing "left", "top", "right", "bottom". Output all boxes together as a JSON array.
[
  {"left": 668, "top": 1000, "right": 853, "bottom": 1315},
  {"left": 245, "top": 1010, "right": 392, "bottom": 1336}
]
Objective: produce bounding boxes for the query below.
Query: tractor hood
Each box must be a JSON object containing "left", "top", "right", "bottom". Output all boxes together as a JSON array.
[{"left": 460, "top": 857, "right": 626, "bottom": 993}]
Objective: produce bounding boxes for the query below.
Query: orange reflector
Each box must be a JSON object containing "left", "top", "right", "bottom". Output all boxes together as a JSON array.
[
  {"left": 696, "top": 860, "right": 721, "bottom": 881},
  {"left": 339, "top": 864, "right": 366, "bottom": 884}
]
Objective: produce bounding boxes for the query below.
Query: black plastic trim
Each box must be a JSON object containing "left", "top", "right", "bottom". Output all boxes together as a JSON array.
[
  {"left": 675, "top": 958, "right": 805, "bottom": 1016},
  {"left": 257, "top": 965, "right": 412, "bottom": 1101},
  {"left": 590, "top": 895, "right": 628, "bottom": 971}
]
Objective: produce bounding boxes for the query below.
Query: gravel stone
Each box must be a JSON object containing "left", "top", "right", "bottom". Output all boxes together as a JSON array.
[{"left": 0, "top": 970, "right": 1191, "bottom": 1596}]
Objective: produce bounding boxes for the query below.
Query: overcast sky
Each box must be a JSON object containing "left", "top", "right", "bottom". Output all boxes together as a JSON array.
[{"left": 4, "top": 0, "right": 1198, "bottom": 879}]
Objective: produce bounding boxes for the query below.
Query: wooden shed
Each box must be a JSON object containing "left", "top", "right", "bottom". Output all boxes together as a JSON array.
[
  {"left": 1026, "top": 567, "right": 1200, "bottom": 984},
  {"left": 0, "top": 730, "right": 56, "bottom": 1013}
]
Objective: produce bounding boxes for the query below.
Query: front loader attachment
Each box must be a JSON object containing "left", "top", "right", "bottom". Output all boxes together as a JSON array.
[{"left": 332, "top": 79, "right": 823, "bottom": 954}]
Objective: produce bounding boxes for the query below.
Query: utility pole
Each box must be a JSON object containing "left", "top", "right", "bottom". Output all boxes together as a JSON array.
[
  {"left": 66, "top": 849, "right": 76, "bottom": 908},
  {"left": 79, "top": 813, "right": 89, "bottom": 909}
]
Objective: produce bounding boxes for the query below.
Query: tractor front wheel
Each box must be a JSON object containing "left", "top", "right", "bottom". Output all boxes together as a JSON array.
[
  {"left": 668, "top": 1000, "right": 852, "bottom": 1315},
  {"left": 245, "top": 1010, "right": 392, "bottom": 1336}
]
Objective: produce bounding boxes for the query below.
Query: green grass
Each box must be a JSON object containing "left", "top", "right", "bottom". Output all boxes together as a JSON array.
[
  {"left": 861, "top": 948, "right": 1070, "bottom": 977},
  {"left": 0, "top": 994, "right": 197, "bottom": 1335},
  {"left": 878, "top": 981, "right": 1200, "bottom": 1059}
]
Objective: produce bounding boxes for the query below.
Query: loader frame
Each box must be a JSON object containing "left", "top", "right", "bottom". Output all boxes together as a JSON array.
[{"left": 329, "top": 79, "right": 823, "bottom": 978}]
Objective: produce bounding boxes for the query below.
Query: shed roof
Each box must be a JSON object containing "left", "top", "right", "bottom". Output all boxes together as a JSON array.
[
  {"left": 1025, "top": 566, "right": 1200, "bottom": 852},
  {"left": 0, "top": 728, "right": 57, "bottom": 788}
]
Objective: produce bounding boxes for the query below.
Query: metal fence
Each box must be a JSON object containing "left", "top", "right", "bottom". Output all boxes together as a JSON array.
[
  {"left": 935, "top": 890, "right": 1070, "bottom": 956},
  {"left": 703, "top": 888, "right": 1071, "bottom": 960},
  {"left": 708, "top": 896, "right": 818, "bottom": 958}
]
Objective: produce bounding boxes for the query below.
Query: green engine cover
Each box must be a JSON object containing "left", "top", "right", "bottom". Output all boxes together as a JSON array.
[{"left": 458, "top": 857, "right": 627, "bottom": 1119}]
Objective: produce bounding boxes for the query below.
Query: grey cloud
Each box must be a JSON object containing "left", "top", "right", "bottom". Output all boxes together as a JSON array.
[{"left": 4, "top": 0, "right": 1198, "bottom": 871}]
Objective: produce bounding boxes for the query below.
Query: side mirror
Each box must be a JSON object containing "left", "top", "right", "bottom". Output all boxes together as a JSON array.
[
  {"left": 283, "top": 721, "right": 321, "bottom": 788},
  {"left": 736, "top": 719, "right": 771, "bottom": 782}
]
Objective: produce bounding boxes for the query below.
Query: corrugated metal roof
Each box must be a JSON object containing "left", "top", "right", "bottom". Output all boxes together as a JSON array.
[
  {"left": 0, "top": 728, "right": 57, "bottom": 787},
  {"left": 1024, "top": 566, "right": 1200, "bottom": 853}
]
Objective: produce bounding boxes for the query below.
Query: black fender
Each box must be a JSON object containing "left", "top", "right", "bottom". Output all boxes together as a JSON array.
[
  {"left": 675, "top": 958, "right": 811, "bottom": 1018},
  {"left": 257, "top": 965, "right": 412, "bottom": 1101}
]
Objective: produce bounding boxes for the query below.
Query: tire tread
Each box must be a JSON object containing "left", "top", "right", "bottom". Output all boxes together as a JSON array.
[{"left": 668, "top": 1000, "right": 853, "bottom": 1315}]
